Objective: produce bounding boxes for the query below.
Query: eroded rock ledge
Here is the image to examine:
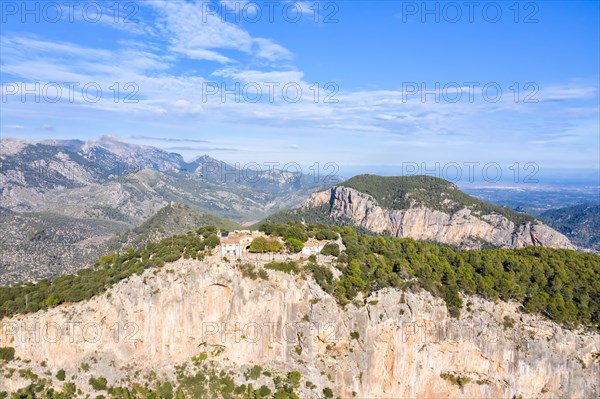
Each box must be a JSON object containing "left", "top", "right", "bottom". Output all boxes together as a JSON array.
[{"left": 305, "top": 187, "right": 574, "bottom": 250}]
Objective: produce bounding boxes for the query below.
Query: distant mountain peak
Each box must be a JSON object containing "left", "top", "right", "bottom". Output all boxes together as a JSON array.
[
  {"left": 83, "top": 135, "right": 150, "bottom": 155},
  {"left": 193, "top": 154, "right": 222, "bottom": 164},
  {"left": 41, "top": 138, "right": 85, "bottom": 146},
  {"left": 0, "top": 137, "right": 35, "bottom": 156}
]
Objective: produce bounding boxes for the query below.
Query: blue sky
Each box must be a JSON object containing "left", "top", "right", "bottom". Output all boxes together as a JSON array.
[{"left": 1, "top": 1, "right": 598, "bottom": 182}]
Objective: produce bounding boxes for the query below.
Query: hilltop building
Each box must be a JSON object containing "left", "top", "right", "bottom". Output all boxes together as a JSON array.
[
  {"left": 220, "top": 230, "right": 265, "bottom": 259},
  {"left": 302, "top": 238, "right": 328, "bottom": 256},
  {"left": 220, "top": 231, "right": 331, "bottom": 258}
]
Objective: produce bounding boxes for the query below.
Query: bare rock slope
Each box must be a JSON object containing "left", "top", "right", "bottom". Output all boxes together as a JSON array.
[
  {"left": 1, "top": 258, "right": 598, "bottom": 398},
  {"left": 301, "top": 177, "right": 574, "bottom": 249}
]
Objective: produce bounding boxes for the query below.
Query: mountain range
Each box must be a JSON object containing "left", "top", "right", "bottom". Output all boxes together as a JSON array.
[
  {"left": 1, "top": 136, "right": 334, "bottom": 224},
  {"left": 0, "top": 137, "right": 333, "bottom": 284}
]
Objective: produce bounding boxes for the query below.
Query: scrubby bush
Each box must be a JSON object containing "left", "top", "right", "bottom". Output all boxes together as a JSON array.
[
  {"left": 258, "top": 385, "right": 271, "bottom": 397},
  {"left": 244, "top": 365, "right": 263, "bottom": 380},
  {"left": 89, "top": 376, "right": 108, "bottom": 391},
  {"left": 0, "top": 347, "right": 15, "bottom": 361},
  {"left": 265, "top": 261, "right": 300, "bottom": 274},
  {"left": 56, "top": 369, "right": 66, "bottom": 381},
  {"left": 440, "top": 372, "right": 471, "bottom": 388},
  {"left": 239, "top": 263, "right": 259, "bottom": 280},
  {"left": 306, "top": 263, "right": 334, "bottom": 294},
  {"left": 287, "top": 371, "right": 301, "bottom": 388},
  {"left": 321, "top": 243, "right": 340, "bottom": 257},
  {"left": 285, "top": 238, "right": 304, "bottom": 253}
]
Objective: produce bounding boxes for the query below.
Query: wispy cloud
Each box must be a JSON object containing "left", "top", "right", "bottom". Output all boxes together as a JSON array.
[
  {"left": 541, "top": 86, "right": 597, "bottom": 101},
  {"left": 130, "top": 136, "right": 209, "bottom": 143},
  {"left": 148, "top": 1, "right": 250, "bottom": 63},
  {"left": 147, "top": 1, "right": 294, "bottom": 63},
  {"left": 212, "top": 68, "right": 303, "bottom": 83},
  {"left": 253, "top": 38, "right": 293, "bottom": 61},
  {"left": 164, "top": 146, "right": 240, "bottom": 152}
]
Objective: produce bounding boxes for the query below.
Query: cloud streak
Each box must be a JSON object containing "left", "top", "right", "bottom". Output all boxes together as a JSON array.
[{"left": 130, "top": 136, "right": 210, "bottom": 143}]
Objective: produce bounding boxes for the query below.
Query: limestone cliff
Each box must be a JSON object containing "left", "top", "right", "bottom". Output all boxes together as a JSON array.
[
  {"left": 1, "top": 258, "right": 597, "bottom": 398},
  {"left": 305, "top": 187, "right": 574, "bottom": 249}
]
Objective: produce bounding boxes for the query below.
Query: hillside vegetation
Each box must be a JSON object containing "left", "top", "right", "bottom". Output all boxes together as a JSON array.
[
  {"left": 0, "top": 210, "right": 130, "bottom": 285},
  {"left": 329, "top": 226, "right": 599, "bottom": 329},
  {"left": 0, "top": 226, "right": 220, "bottom": 319},
  {"left": 2, "top": 222, "right": 598, "bottom": 332},
  {"left": 115, "top": 202, "right": 240, "bottom": 248},
  {"left": 260, "top": 175, "right": 540, "bottom": 234}
]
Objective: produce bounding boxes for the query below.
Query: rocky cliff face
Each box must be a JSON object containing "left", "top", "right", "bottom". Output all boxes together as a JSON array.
[
  {"left": 305, "top": 187, "right": 574, "bottom": 249},
  {"left": 1, "top": 258, "right": 598, "bottom": 398}
]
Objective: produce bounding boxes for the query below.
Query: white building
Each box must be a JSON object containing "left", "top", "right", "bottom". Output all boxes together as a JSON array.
[
  {"left": 302, "top": 239, "right": 328, "bottom": 256},
  {"left": 220, "top": 230, "right": 264, "bottom": 259}
]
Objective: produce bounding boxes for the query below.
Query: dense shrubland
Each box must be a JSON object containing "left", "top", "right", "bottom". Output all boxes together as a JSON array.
[
  {"left": 322, "top": 226, "right": 600, "bottom": 328},
  {"left": 258, "top": 222, "right": 338, "bottom": 243}
]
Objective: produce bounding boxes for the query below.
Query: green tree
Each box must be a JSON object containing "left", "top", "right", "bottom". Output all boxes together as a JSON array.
[
  {"left": 284, "top": 225, "right": 308, "bottom": 242},
  {"left": 267, "top": 239, "right": 284, "bottom": 252},
  {"left": 203, "top": 234, "right": 221, "bottom": 249},
  {"left": 443, "top": 285, "right": 463, "bottom": 318},
  {"left": 249, "top": 237, "right": 269, "bottom": 253},
  {"left": 285, "top": 238, "right": 304, "bottom": 253},
  {"left": 321, "top": 243, "right": 340, "bottom": 257},
  {"left": 340, "top": 260, "right": 367, "bottom": 299}
]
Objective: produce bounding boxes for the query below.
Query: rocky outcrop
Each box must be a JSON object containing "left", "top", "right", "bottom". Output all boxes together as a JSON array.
[
  {"left": 1, "top": 258, "right": 598, "bottom": 398},
  {"left": 305, "top": 187, "right": 574, "bottom": 249}
]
